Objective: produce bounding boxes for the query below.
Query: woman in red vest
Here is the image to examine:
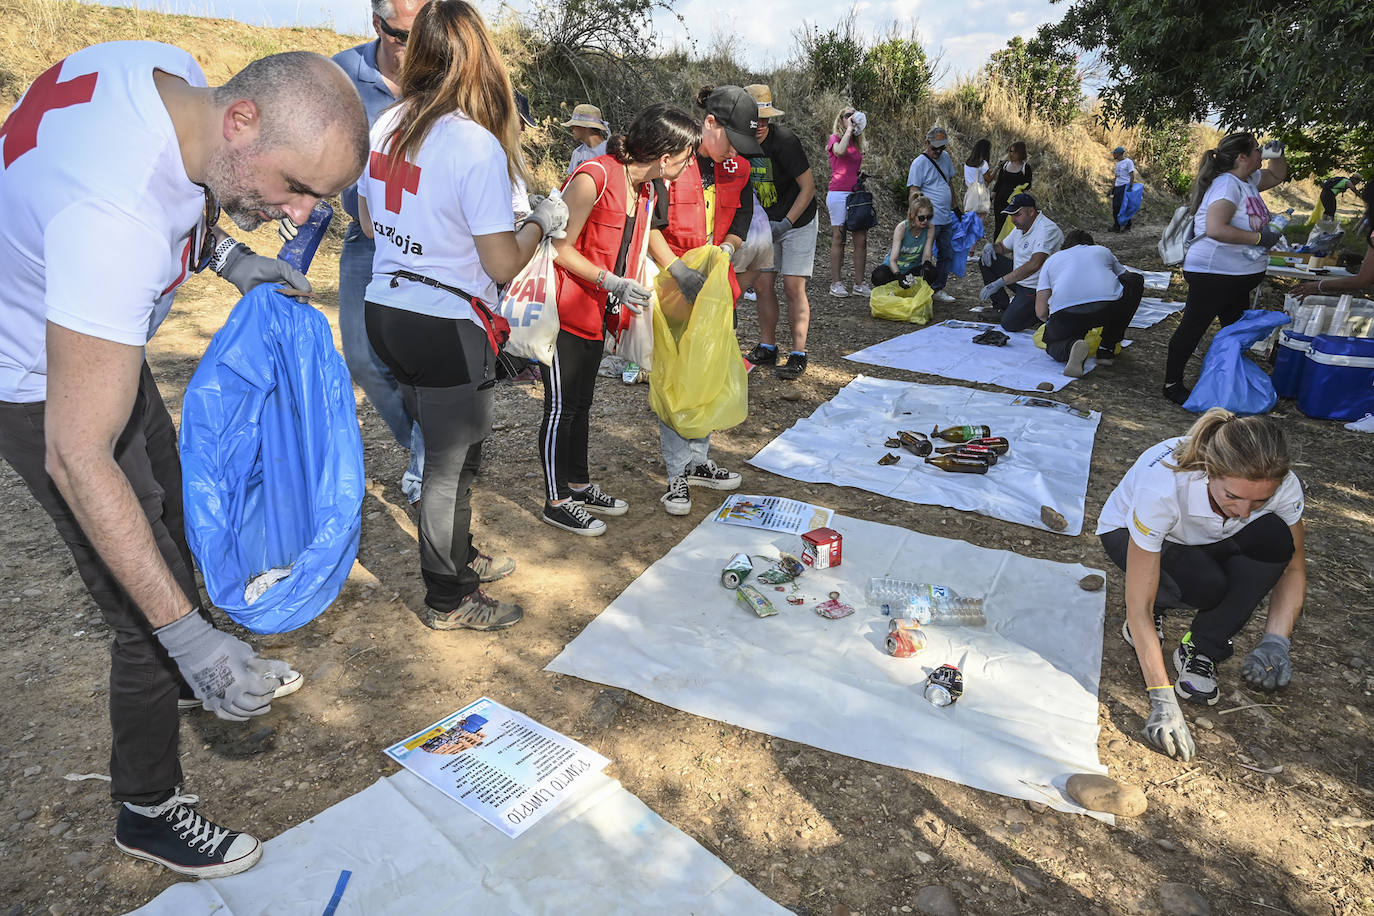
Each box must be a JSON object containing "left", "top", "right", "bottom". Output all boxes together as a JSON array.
[
  {"left": 646, "top": 85, "right": 764, "bottom": 516},
  {"left": 540, "top": 104, "right": 700, "bottom": 536}
]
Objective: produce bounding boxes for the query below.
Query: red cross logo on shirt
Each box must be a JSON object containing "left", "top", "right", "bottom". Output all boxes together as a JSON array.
[
  {"left": 369, "top": 149, "right": 421, "bottom": 213},
  {"left": 0, "top": 61, "right": 98, "bottom": 169}
]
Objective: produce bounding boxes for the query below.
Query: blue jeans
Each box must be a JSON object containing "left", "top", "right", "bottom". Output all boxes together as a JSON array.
[
  {"left": 931, "top": 221, "right": 955, "bottom": 291},
  {"left": 340, "top": 224, "right": 423, "bottom": 497},
  {"left": 659, "top": 420, "right": 711, "bottom": 479}
]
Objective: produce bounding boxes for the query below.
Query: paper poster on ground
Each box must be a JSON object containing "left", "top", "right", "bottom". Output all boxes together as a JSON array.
[
  {"left": 713, "top": 494, "right": 834, "bottom": 533},
  {"left": 384, "top": 697, "right": 609, "bottom": 837}
]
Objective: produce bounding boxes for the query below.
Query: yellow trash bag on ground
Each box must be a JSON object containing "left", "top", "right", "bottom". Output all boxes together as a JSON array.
[
  {"left": 869, "top": 278, "right": 933, "bottom": 324},
  {"left": 1032, "top": 323, "right": 1121, "bottom": 356},
  {"left": 649, "top": 245, "right": 747, "bottom": 439}
]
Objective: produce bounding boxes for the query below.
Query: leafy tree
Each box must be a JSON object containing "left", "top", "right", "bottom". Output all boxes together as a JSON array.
[
  {"left": 794, "top": 13, "right": 869, "bottom": 100},
  {"left": 864, "top": 31, "right": 933, "bottom": 113},
  {"left": 1042, "top": 0, "right": 1374, "bottom": 177},
  {"left": 984, "top": 36, "right": 1082, "bottom": 125}
]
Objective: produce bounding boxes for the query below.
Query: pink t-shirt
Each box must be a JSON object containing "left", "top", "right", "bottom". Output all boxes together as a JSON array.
[{"left": 827, "top": 134, "right": 862, "bottom": 191}]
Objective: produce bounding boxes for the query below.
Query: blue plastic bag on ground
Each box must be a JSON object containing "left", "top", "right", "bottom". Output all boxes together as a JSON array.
[
  {"left": 1117, "top": 182, "right": 1144, "bottom": 224},
  {"left": 180, "top": 286, "right": 364, "bottom": 634},
  {"left": 948, "top": 211, "right": 984, "bottom": 278},
  {"left": 1183, "top": 309, "right": 1291, "bottom": 416}
]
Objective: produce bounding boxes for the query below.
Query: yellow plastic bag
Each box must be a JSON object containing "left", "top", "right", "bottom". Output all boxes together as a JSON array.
[
  {"left": 869, "top": 278, "right": 933, "bottom": 324},
  {"left": 649, "top": 245, "right": 747, "bottom": 439},
  {"left": 1032, "top": 323, "right": 1121, "bottom": 356}
]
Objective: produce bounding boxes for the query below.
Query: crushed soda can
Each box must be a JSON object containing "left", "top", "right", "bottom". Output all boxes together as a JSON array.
[
  {"left": 721, "top": 552, "right": 754, "bottom": 589},
  {"left": 888, "top": 618, "right": 922, "bottom": 633},
  {"left": 736, "top": 584, "right": 778, "bottom": 618},
  {"left": 801, "top": 527, "right": 843, "bottom": 569},
  {"left": 814, "top": 592, "right": 854, "bottom": 619},
  {"left": 886, "top": 626, "right": 928, "bottom": 657},
  {"left": 924, "top": 664, "right": 964, "bottom": 706}
]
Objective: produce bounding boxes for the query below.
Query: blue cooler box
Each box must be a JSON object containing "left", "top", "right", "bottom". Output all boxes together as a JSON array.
[
  {"left": 1297, "top": 335, "right": 1374, "bottom": 420},
  {"left": 1272, "top": 329, "right": 1312, "bottom": 398}
]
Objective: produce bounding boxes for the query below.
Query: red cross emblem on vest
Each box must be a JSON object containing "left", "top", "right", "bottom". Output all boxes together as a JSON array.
[
  {"left": 369, "top": 149, "right": 421, "bottom": 213},
  {"left": 0, "top": 61, "right": 98, "bottom": 169}
]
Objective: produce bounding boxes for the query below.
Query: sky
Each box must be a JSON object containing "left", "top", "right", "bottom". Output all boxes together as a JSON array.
[{"left": 89, "top": 0, "right": 1069, "bottom": 82}]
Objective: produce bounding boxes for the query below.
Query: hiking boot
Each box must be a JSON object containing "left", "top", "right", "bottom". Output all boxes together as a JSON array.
[
  {"left": 1121, "top": 613, "right": 1166, "bottom": 648},
  {"left": 1095, "top": 346, "right": 1116, "bottom": 367},
  {"left": 1173, "top": 632, "right": 1220, "bottom": 705},
  {"left": 685, "top": 459, "right": 742, "bottom": 491},
  {"left": 542, "top": 500, "right": 607, "bottom": 536},
  {"left": 1162, "top": 381, "right": 1192, "bottom": 406},
  {"left": 660, "top": 476, "right": 691, "bottom": 516},
  {"left": 178, "top": 669, "right": 303, "bottom": 712},
  {"left": 428, "top": 589, "right": 523, "bottom": 631},
  {"left": 569, "top": 483, "right": 628, "bottom": 516},
  {"left": 115, "top": 792, "right": 261, "bottom": 878},
  {"left": 775, "top": 351, "right": 808, "bottom": 380},
  {"left": 469, "top": 551, "right": 515, "bottom": 582},
  {"left": 852, "top": 281, "right": 873, "bottom": 297},
  {"left": 933, "top": 290, "right": 956, "bottom": 303},
  {"left": 829, "top": 281, "right": 850, "bottom": 298},
  {"left": 1064, "top": 339, "right": 1091, "bottom": 378},
  {"left": 744, "top": 342, "right": 778, "bottom": 366}
]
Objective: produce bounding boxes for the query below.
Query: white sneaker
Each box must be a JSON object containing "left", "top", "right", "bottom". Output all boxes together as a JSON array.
[
  {"left": 660, "top": 476, "right": 691, "bottom": 515},
  {"left": 933, "top": 290, "right": 956, "bottom": 303},
  {"left": 829, "top": 281, "right": 849, "bottom": 298},
  {"left": 179, "top": 669, "right": 303, "bottom": 711},
  {"left": 852, "top": 282, "right": 873, "bottom": 297},
  {"left": 743, "top": 288, "right": 757, "bottom": 301},
  {"left": 1063, "top": 339, "right": 1091, "bottom": 378}
]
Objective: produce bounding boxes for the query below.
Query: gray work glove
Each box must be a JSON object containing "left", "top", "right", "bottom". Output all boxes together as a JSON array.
[
  {"left": 277, "top": 218, "right": 299, "bottom": 243},
  {"left": 525, "top": 192, "right": 569, "bottom": 240},
  {"left": 1143, "top": 688, "right": 1196, "bottom": 761},
  {"left": 667, "top": 258, "right": 708, "bottom": 305},
  {"left": 155, "top": 612, "right": 290, "bottom": 722},
  {"left": 599, "top": 272, "right": 652, "bottom": 315},
  {"left": 978, "top": 277, "right": 1006, "bottom": 301},
  {"left": 979, "top": 244, "right": 996, "bottom": 267},
  {"left": 1257, "top": 224, "right": 1283, "bottom": 248},
  {"left": 770, "top": 217, "right": 793, "bottom": 242},
  {"left": 1261, "top": 140, "right": 1285, "bottom": 160},
  {"left": 1241, "top": 633, "right": 1292, "bottom": 690},
  {"left": 217, "top": 243, "right": 312, "bottom": 296}
]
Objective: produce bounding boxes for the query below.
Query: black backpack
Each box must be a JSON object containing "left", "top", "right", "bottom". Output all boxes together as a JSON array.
[{"left": 844, "top": 172, "right": 878, "bottom": 232}]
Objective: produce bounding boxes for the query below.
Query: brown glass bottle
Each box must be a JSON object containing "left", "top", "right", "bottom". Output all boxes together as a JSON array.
[
  {"left": 931, "top": 424, "right": 992, "bottom": 442},
  {"left": 965, "top": 436, "right": 1009, "bottom": 454},
  {"left": 924, "top": 454, "right": 989, "bottom": 474},
  {"left": 952, "top": 447, "right": 997, "bottom": 466},
  {"left": 898, "top": 430, "right": 932, "bottom": 456}
]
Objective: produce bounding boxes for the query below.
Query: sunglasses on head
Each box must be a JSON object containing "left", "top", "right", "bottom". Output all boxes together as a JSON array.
[{"left": 376, "top": 15, "right": 409, "bottom": 44}]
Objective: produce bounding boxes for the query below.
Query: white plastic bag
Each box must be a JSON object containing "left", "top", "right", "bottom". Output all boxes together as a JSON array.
[
  {"left": 963, "top": 181, "right": 990, "bottom": 214},
  {"left": 615, "top": 260, "right": 656, "bottom": 370},
  {"left": 497, "top": 239, "right": 559, "bottom": 365},
  {"left": 735, "top": 193, "right": 772, "bottom": 270}
]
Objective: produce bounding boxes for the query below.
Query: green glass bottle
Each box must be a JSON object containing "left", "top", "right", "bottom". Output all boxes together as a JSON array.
[{"left": 931, "top": 424, "right": 992, "bottom": 443}]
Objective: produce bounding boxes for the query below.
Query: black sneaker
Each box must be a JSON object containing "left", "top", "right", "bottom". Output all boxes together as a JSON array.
[
  {"left": 569, "top": 483, "right": 628, "bottom": 516},
  {"left": 469, "top": 551, "right": 515, "bottom": 582},
  {"left": 1173, "top": 631, "right": 1220, "bottom": 705},
  {"left": 1162, "top": 382, "right": 1192, "bottom": 406},
  {"left": 685, "top": 459, "right": 742, "bottom": 491},
  {"left": 1095, "top": 346, "right": 1116, "bottom": 367},
  {"left": 744, "top": 343, "right": 778, "bottom": 366},
  {"left": 178, "top": 669, "right": 304, "bottom": 712},
  {"left": 428, "top": 589, "right": 523, "bottom": 630},
  {"left": 542, "top": 500, "right": 607, "bottom": 536},
  {"left": 1121, "top": 613, "right": 1166, "bottom": 648},
  {"left": 115, "top": 792, "right": 261, "bottom": 878},
  {"left": 775, "top": 351, "right": 808, "bottom": 380},
  {"left": 660, "top": 475, "right": 691, "bottom": 516}
]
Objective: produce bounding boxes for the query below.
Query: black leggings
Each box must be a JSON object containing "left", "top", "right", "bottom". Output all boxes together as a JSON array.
[
  {"left": 540, "top": 330, "right": 603, "bottom": 502},
  {"left": 1100, "top": 512, "right": 1294, "bottom": 661},
  {"left": 1165, "top": 269, "right": 1264, "bottom": 385}
]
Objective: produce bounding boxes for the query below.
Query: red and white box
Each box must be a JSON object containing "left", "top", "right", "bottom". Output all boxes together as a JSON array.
[{"left": 800, "top": 527, "right": 843, "bottom": 569}]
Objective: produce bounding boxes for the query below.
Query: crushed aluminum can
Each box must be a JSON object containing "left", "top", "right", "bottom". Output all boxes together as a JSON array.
[
  {"left": 888, "top": 618, "right": 922, "bottom": 633},
  {"left": 924, "top": 664, "right": 964, "bottom": 706},
  {"left": 813, "top": 592, "right": 854, "bottom": 619},
  {"left": 736, "top": 584, "right": 778, "bottom": 618},
  {"left": 721, "top": 552, "right": 754, "bottom": 589},
  {"left": 886, "top": 626, "right": 928, "bottom": 657}
]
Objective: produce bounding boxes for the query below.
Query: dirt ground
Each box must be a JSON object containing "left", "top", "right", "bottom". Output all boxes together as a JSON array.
[{"left": 1, "top": 212, "right": 1372, "bottom": 916}]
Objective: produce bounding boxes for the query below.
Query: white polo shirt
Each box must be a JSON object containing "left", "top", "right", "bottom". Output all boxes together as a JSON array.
[
  {"left": 1004, "top": 212, "right": 1063, "bottom": 288},
  {"left": 1037, "top": 244, "right": 1125, "bottom": 314},
  {"left": 1096, "top": 437, "right": 1304, "bottom": 552}
]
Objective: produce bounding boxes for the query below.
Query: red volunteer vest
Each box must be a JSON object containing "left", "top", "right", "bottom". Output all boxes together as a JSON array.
[{"left": 661, "top": 155, "right": 750, "bottom": 301}]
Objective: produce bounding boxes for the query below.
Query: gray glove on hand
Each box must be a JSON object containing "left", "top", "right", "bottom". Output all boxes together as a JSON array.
[
  {"left": 525, "top": 193, "right": 569, "bottom": 240},
  {"left": 155, "top": 612, "right": 290, "bottom": 722},
  {"left": 599, "top": 272, "right": 653, "bottom": 315},
  {"left": 770, "top": 217, "right": 793, "bottom": 242},
  {"left": 978, "top": 277, "right": 1006, "bottom": 301},
  {"left": 217, "top": 242, "right": 312, "bottom": 296},
  {"left": 979, "top": 244, "right": 996, "bottom": 268},
  {"left": 1241, "top": 633, "right": 1292, "bottom": 690},
  {"left": 277, "top": 218, "right": 299, "bottom": 243},
  {"left": 1143, "top": 688, "right": 1196, "bottom": 761},
  {"left": 667, "top": 258, "right": 708, "bottom": 305},
  {"left": 1257, "top": 225, "right": 1283, "bottom": 248}
]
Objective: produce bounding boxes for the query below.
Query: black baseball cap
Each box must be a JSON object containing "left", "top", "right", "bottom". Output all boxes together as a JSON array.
[
  {"left": 704, "top": 85, "right": 763, "bottom": 157},
  {"left": 1001, "top": 192, "right": 1038, "bottom": 214},
  {"left": 513, "top": 91, "right": 535, "bottom": 129}
]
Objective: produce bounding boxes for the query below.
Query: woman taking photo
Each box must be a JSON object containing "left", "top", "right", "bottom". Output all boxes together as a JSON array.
[
  {"left": 541, "top": 104, "right": 701, "bottom": 536},
  {"left": 989, "top": 141, "right": 1032, "bottom": 237},
  {"left": 358, "top": 0, "right": 567, "bottom": 631},
  {"left": 1163, "top": 133, "right": 1288, "bottom": 405},
  {"left": 1096, "top": 409, "right": 1306, "bottom": 761},
  {"left": 825, "top": 106, "right": 869, "bottom": 298}
]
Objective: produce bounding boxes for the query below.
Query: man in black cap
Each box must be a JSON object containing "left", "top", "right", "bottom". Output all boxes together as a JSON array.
[{"left": 976, "top": 193, "right": 1063, "bottom": 331}]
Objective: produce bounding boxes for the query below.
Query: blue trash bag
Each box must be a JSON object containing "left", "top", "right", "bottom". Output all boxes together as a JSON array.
[
  {"left": 948, "top": 211, "right": 985, "bottom": 278},
  {"left": 1183, "top": 309, "right": 1291, "bottom": 416},
  {"left": 1117, "top": 182, "right": 1144, "bottom": 224},
  {"left": 180, "top": 286, "right": 364, "bottom": 634}
]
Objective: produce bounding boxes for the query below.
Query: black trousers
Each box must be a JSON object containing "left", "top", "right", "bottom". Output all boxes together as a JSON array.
[
  {"left": 1111, "top": 184, "right": 1127, "bottom": 228},
  {"left": 979, "top": 253, "right": 1038, "bottom": 331},
  {"left": 1043, "top": 272, "right": 1145, "bottom": 362},
  {"left": 0, "top": 365, "right": 201, "bottom": 804},
  {"left": 1165, "top": 269, "right": 1265, "bottom": 385},
  {"left": 1100, "top": 513, "right": 1294, "bottom": 661},
  {"left": 540, "top": 330, "right": 603, "bottom": 502}
]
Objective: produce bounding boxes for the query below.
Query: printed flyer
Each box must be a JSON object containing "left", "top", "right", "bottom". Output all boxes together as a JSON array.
[
  {"left": 713, "top": 494, "right": 834, "bottom": 534},
  {"left": 384, "top": 697, "right": 610, "bottom": 837}
]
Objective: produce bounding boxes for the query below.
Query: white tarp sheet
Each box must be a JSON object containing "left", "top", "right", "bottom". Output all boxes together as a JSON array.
[
  {"left": 1132, "top": 297, "right": 1184, "bottom": 329},
  {"left": 846, "top": 320, "right": 1119, "bottom": 392},
  {"left": 547, "top": 512, "right": 1109, "bottom": 817},
  {"left": 747, "top": 377, "right": 1101, "bottom": 535},
  {"left": 1124, "top": 266, "right": 1172, "bottom": 290},
  {"left": 126, "top": 771, "right": 783, "bottom": 915}
]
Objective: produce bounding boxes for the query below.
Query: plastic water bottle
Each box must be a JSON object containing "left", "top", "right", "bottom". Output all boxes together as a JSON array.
[
  {"left": 277, "top": 201, "right": 334, "bottom": 274},
  {"left": 1243, "top": 208, "right": 1294, "bottom": 262},
  {"left": 1330, "top": 294, "right": 1354, "bottom": 338},
  {"left": 866, "top": 577, "right": 987, "bottom": 626}
]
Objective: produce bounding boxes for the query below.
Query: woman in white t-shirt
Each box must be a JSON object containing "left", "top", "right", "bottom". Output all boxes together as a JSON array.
[
  {"left": 1164, "top": 132, "right": 1288, "bottom": 404},
  {"left": 1096, "top": 409, "right": 1307, "bottom": 761},
  {"left": 962, "top": 138, "right": 991, "bottom": 236},
  {"left": 357, "top": 0, "right": 568, "bottom": 632}
]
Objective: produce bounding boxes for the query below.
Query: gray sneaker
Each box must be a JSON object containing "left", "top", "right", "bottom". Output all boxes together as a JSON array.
[
  {"left": 1173, "top": 632, "right": 1220, "bottom": 705},
  {"left": 1121, "top": 614, "right": 1166, "bottom": 648},
  {"left": 469, "top": 551, "right": 515, "bottom": 582},
  {"left": 428, "top": 589, "right": 523, "bottom": 631}
]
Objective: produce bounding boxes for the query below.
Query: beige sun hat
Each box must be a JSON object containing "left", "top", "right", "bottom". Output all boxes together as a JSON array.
[
  {"left": 743, "top": 84, "right": 785, "bottom": 118},
  {"left": 561, "top": 104, "right": 608, "bottom": 131}
]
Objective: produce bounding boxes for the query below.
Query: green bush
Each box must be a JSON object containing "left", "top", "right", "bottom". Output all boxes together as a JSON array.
[
  {"left": 984, "top": 36, "right": 1081, "bottom": 126},
  {"left": 795, "top": 17, "right": 870, "bottom": 101},
  {"left": 863, "top": 34, "right": 931, "bottom": 113}
]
